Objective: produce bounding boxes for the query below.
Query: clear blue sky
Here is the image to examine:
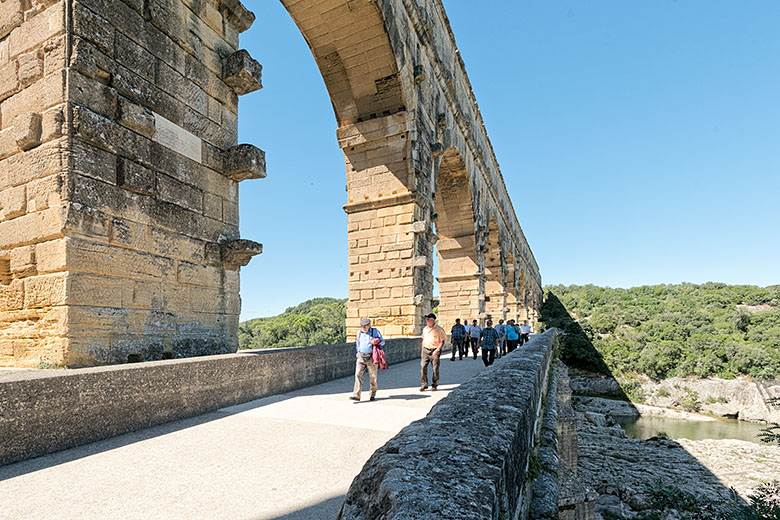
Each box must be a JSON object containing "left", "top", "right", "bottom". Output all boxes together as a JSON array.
[{"left": 237, "top": 1, "right": 780, "bottom": 320}]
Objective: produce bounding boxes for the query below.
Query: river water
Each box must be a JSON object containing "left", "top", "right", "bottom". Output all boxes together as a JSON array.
[{"left": 616, "top": 415, "right": 769, "bottom": 444}]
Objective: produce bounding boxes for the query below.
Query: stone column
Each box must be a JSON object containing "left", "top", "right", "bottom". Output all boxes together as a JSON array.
[
  {"left": 1, "top": 0, "right": 263, "bottom": 367},
  {"left": 340, "top": 113, "right": 427, "bottom": 338}
]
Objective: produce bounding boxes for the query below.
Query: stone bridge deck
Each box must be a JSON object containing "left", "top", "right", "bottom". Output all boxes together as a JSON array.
[{"left": 0, "top": 355, "right": 485, "bottom": 519}]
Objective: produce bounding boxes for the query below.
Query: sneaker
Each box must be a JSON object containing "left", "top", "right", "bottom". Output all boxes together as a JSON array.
[
  {"left": 420, "top": 386, "right": 428, "bottom": 392},
  {"left": 369, "top": 395, "right": 376, "bottom": 401},
  {"left": 450, "top": 358, "right": 455, "bottom": 361},
  {"left": 431, "top": 386, "right": 437, "bottom": 391},
  {"left": 349, "top": 396, "right": 360, "bottom": 401}
]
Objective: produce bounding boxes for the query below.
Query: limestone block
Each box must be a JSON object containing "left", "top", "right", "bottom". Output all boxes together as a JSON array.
[
  {"left": 115, "top": 31, "right": 155, "bottom": 82},
  {"left": 0, "top": 61, "right": 19, "bottom": 102},
  {"left": 68, "top": 273, "right": 123, "bottom": 307},
  {"left": 122, "top": 279, "right": 162, "bottom": 309},
  {"left": 203, "top": 192, "right": 222, "bottom": 220},
  {"left": 17, "top": 50, "right": 43, "bottom": 87},
  {"left": 14, "top": 112, "right": 42, "bottom": 151},
  {"left": 24, "top": 272, "right": 67, "bottom": 308},
  {"left": 222, "top": 50, "right": 262, "bottom": 95},
  {"left": 223, "top": 144, "right": 265, "bottom": 181},
  {"left": 0, "top": 185, "right": 26, "bottom": 220},
  {"left": 0, "top": 279, "right": 25, "bottom": 310},
  {"left": 72, "top": 139, "right": 117, "bottom": 185},
  {"left": 177, "top": 260, "right": 221, "bottom": 287},
  {"left": 0, "top": 0, "right": 23, "bottom": 40},
  {"left": 70, "top": 69, "right": 118, "bottom": 118},
  {"left": 43, "top": 34, "right": 66, "bottom": 76},
  {"left": 70, "top": 37, "right": 96, "bottom": 77},
  {"left": 40, "top": 105, "right": 64, "bottom": 142},
  {"left": 35, "top": 239, "right": 66, "bottom": 273},
  {"left": 157, "top": 174, "right": 203, "bottom": 213},
  {"left": 0, "top": 38, "right": 7, "bottom": 67},
  {"left": 220, "top": 239, "right": 261, "bottom": 269},
  {"left": 1, "top": 70, "right": 65, "bottom": 126},
  {"left": 63, "top": 202, "right": 109, "bottom": 238},
  {"left": 26, "top": 173, "right": 62, "bottom": 212},
  {"left": 108, "top": 216, "right": 148, "bottom": 249},
  {"left": 73, "top": 3, "right": 114, "bottom": 57}
]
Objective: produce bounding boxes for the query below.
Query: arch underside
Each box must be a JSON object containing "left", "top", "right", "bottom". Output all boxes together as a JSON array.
[{"left": 281, "top": 0, "right": 405, "bottom": 126}]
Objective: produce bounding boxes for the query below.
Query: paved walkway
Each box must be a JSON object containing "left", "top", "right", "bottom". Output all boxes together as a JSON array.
[{"left": 0, "top": 352, "right": 487, "bottom": 520}]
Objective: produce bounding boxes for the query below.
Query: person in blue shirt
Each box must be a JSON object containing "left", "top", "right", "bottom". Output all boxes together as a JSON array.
[
  {"left": 450, "top": 318, "right": 467, "bottom": 361},
  {"left": 495, "top": 319, "right": 507, "bottom": 358},
  {"left": 505, "top": 319, "right": 520, "bottom": 352},
  {"left": 351, "top": 317, "right": 384, "bottom": 402},
  {"left": 479, "top": 319, "right": 500, "bottom": 367}
]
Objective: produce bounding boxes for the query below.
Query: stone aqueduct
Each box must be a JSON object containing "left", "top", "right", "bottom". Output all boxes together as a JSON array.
[{"left": 0, "top": 0, "right": 541, "bottom": 367}]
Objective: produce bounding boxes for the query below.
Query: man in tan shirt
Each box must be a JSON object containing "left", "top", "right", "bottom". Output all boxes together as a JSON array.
[{"left": 420, "top": 313, "right": 447, "bottom": 391}]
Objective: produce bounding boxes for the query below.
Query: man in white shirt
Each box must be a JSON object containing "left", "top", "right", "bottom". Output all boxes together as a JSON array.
[
  {"left": 420, "top": 313, "right": 447, "bottom": 391},
  {"left": 468, "top": 319, "right": 481, "bottom": 359},
  {"left": 520, "top": 320, "right": 532, "bottom": 345}
]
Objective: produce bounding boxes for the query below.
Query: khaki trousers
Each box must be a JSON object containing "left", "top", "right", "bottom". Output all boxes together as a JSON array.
[{"left": 352, "top": 353, "right": 378, "bottom": 398}]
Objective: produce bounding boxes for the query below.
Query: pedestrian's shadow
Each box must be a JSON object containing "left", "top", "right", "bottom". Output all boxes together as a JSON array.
[{"left": 353, "top": 394, "right": 430, "bottom": 403}]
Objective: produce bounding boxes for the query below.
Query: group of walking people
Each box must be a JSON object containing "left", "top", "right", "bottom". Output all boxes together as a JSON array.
[
  {"left": 449, "top": 318, "right": 531, "bottom": 365},
  {"left": 349, "top": 314, "right": 531, "bottom": 402}
]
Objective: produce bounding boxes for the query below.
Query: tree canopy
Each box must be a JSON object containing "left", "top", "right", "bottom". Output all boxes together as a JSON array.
[
  {"left": 239, "top": 298, "right": 346, "bottom": 350},
  {"left": 542, "top": 283, "right": 780, "bottom": 381}
]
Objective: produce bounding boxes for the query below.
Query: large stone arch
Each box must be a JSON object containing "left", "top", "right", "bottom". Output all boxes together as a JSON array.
[{"left": 0, "top": 0, "right": 542, "bottom": 366}]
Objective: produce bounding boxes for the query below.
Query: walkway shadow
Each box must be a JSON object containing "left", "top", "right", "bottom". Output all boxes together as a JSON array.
[
  {"left": 542, "top": 291, "right": 631, "bottom": 402},
  {"left": 257, "top": 494, "right": 346, "bottom": 520}
]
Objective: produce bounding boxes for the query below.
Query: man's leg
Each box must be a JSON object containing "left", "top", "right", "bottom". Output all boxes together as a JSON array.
[
  {"left": 352, "top": 357, "right": 366, "bottom": 399},
  {"left": 487, "top": 348, "right": 495, "bottom": 366},
  {"left": 482, "top": 348, "right": 489, "bottom": 367},
  {"left": 431, "top": 353, "right": 440, "bottom": 388},
  {"left": 420, "top": 351, "right": 429, "bottom": 389},
  {"left": 450, "top": 340, "right": 457, "bottom": 360},
  {"left": 367, "top": 361, "right": 378, "bottom": 399},
  {"left": 471, "top": 338, "right": 478, "bottom": 358},
  {"left": 458, "top": 339, "right": 466, "bottom": 359}
]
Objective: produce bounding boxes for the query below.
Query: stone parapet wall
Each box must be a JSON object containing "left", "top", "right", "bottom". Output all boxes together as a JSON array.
[
  {"left": 0, "top": 337, "right": 421, "bottom": 466},
  {"left": 338, "top": 330, "right": 558, "bottom": 520}
]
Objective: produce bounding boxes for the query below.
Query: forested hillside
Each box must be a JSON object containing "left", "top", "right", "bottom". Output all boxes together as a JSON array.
[
  {"left": 542, "top": 283, "right": 780, "bottom": 381},
  {"left": 239, "top": 298, "right": 346, "bottom": 350}
]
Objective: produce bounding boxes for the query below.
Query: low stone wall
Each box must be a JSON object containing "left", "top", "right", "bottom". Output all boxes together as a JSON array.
[
  {"left": 0, "top": 338, "right": 421, "bottom": 466},
  {"left": 338, "top": 330, "right": 558, "bottom": 520}
]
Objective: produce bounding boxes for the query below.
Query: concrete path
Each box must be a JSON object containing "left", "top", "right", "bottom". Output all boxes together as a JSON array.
[{"left": 0, "top": 352, "right": 488, "bottom": 520}]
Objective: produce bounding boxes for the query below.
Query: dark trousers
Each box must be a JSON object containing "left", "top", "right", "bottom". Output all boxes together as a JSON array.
[
  {"left": 469, "top": 337, "right": 479, "bottom": 358},
  {"left": 520, "top": 333, "right": 530, "bottom": 345},
  {"left": 451, "top": 337, "right": 466, "bottom": 359},
  {"left": 482, "top": 347, "right": 495, "bottom": 367},
  {"left": 507, "top": 339, "right": 519, "bottom": 353},
  {"left": 421, "top": 348, "right": 440, "bottom": 387}
]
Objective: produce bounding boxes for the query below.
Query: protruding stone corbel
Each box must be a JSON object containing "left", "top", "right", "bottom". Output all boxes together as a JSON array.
[
  {"left": 220, "top": 0, "right": 255, "bottom": 33},
  {"left": 14, "top": 113, "right": 42, "bottom": 151},
  {"left": 431, "top": 142, "right": 444, "bottom": 157},
  {"left": 223, "top": 144, "right": 266, "bottom": 181},
  {"left": 223, "top": 50, "right": 262, "bottom": 95},
  {"left": 220, "top": 239, "right": 262, "bottom": 269}
]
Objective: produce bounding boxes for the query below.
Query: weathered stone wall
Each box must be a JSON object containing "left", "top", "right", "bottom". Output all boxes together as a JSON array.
[
  {"left": 0, "top": 336, "right": 422, "bottom": 466},
  {"left": 1, "top": 0, "right": 264, "bottom": 367},
  {"left": 337, "top": 330, "right": 557, "bottom": 520},
  {"left": 1, "top": 1, "right": 69, "bottom": 367}
]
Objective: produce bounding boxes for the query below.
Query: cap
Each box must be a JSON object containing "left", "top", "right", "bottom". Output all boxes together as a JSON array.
[
  {"left": 360, "top": 318, "right": 371, "bottom": 326},
  {"left": 425, "top": 313, "right": 436, "bottom": 319}
]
